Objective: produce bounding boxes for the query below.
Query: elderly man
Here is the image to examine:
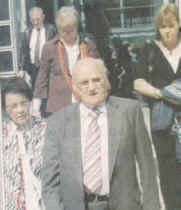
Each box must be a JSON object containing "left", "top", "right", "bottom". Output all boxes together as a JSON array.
[
  {"left": 20, "top": 7, "right": 56, "bottom": 89},
  {"left": 33, "top": 6, "right": 99, "bottom": 117},
  {"left": 42, "top": 57, "right": 161, "bottom": 210}
]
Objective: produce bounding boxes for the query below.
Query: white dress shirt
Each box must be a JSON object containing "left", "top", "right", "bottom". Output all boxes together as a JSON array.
[
  {"left": 80, "top": 103, "right": 110, "bottom": 195},
  {"left": 29, "top": 27, "right": 46, "bottom": 64}
]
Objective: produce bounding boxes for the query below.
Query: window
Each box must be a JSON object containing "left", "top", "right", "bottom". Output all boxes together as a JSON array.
[
  {"left": 104, "top": 0, "right": 163, "bottom": 36},
  {"left": 0, "top": 0, "right": 18, "bottom": 77},
  {"left": 0, "top": 0, "right": 9, "bottom": 20}
]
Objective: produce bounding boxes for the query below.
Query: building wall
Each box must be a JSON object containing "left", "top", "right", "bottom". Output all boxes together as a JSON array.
[{"left": 0, "top": 0, "right": 177, "bottom": 76}]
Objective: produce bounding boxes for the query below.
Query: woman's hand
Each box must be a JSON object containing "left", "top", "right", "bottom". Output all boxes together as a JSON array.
[{"left": 154, "top": 88, "right": 163, "bottom": 99}]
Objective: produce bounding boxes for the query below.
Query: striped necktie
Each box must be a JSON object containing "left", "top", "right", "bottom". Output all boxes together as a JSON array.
[{"left": 83, "top": 110, "right": 102, "bottom": 192}]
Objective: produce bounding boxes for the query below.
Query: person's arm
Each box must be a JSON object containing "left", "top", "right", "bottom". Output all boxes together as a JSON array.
[
  {"left": 165, "top": 97, "right": 181, "bottom": 105},
  {"left": 41, "top": 113, "right": 64, "bottom": 210},
  {"left": 134, "top": 78, "right": 162, "bottom": 99},
  {"left": 134, "top": 78, "right": 181, "bottom": 105},
  {"left": 134, "top": 103, "right": 160, "bottom": 210}
]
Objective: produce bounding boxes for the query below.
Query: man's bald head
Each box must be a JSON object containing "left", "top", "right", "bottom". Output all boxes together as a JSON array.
[
  {"left": 29, "top": 7, "right": 45, "bottom": 29},
  {"left": 72, "top": 58, "right": 111, "bottom": 108},
  {"left": 72, "top": 58, "right": 107, "bottom": 80}
]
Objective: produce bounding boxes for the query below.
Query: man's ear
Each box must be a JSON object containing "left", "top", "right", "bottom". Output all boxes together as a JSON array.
[
  {"left": 72, "top": 84, "right": 81, "bottom": 101},
  {"left": 42, "top": 14, "right": 45, "bottom": 21},
  {"left": 72, "top": 84, "right": 78, "bottom": 93},
  {"left": 6, "top": 107, "right": 10, "bottom": 116},
  {"left": 104, "top": 76, "right": 111, "bottom": 91},
  {"left": 106, "top": 78, "right": 111, "bottom": 91}
]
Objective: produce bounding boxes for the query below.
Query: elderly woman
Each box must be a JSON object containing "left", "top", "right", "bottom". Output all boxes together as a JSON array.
[
  {"left": 33, "top": 6, "right": 99, "bottom": 116},
  {"left": 134, "top": 3, "right": 181, "bottom": 210},
  {"left": 1, "top": 78, "right": 46, "bottom": 210}
]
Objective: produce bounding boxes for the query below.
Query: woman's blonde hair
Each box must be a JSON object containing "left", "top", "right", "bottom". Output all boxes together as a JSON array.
[{"left": 155, "top": 3, "right": 179, "bottom": 40}]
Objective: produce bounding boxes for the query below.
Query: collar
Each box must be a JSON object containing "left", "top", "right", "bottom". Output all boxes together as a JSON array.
[
  {"left": 6, "top": 117, "right": 32, "bottom": 135},
  {"left": 80, "top": 102, "right": 107, "bottom": 119},
  {"left": 32, "top": 25, "right": 45, "bottom": 32},
  {"left": 60, "top": 36, "right": 79, "bottom": 49}
]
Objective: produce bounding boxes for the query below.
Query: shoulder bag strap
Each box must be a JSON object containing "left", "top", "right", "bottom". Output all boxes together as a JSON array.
[
  {"left": 80, "top": 42, "right": 87, "bottom": 59},
  {"left": 57, "top": 41, "right": 72, "bottom": 89}
]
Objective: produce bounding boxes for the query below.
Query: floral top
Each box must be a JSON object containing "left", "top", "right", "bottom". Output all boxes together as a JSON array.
[{"left": 2, "top": 116, "right": 46, "bottom": 210}]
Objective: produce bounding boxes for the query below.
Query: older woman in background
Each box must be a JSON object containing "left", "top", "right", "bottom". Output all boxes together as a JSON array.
[
  {"left": 2, "top": 78, "right": 46, "bottom": 210},
  {"left": 33, "top": 6, "right": 99, "bottom": 117},
  {"left": 134, "top": 3, "right": 181, "bottom": 210}
]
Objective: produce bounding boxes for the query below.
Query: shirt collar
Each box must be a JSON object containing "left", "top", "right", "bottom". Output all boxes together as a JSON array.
[
  {"left": 80, "top": 102, "right": 107, "bottom": 119},
  {"left": 6, "top": 117, "right": 32, "bottom": 134},
  {"left": 60, "top": 36, "right": 79, "bottom": 49},
  {"left": 32, "top": 25, "right": 45, "bottom": 31}
]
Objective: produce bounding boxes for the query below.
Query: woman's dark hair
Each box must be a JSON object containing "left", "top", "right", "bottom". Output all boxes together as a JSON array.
[{"left": 2, "top": 78, "right": 33, "bottom": 109}]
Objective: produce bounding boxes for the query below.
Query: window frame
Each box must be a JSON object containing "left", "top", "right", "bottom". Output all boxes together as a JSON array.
[
  {"left": 104, "top": 0, "right": 165, "bottom": 37},
  {"left": 0, "top": 0, "right": 18, "bottom": 77}
]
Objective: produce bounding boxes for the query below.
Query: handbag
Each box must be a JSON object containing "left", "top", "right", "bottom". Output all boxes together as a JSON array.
[{"left": 151, "top": 100, "right": 174, "bottom": 131}]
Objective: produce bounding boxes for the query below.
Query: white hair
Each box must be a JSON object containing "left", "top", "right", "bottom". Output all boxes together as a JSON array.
[
  {"left": 55, "top": 6, "right": 80, "bottom": 28},
  {"left": 29, "top": 7, "right": 44, "bottom": 17}
]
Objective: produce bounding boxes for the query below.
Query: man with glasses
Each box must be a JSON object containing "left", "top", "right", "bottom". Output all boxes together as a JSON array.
[{"left": 42, "top": 57, "right": 161, "bottom": 210}]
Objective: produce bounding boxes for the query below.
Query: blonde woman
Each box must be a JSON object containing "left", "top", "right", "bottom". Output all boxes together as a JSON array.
[{"left": 134, "top": 3, "right": 181, "bottom": 210}]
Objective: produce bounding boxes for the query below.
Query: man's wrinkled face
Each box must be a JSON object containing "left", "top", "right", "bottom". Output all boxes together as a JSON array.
[
  {"left": 73, "top": 60, "right": 110, "bottom": 109},
  {"left": 30, "top": 12, "right": 45, "bottom": 29},
  {"left": 5, "top": 93, "right": 30, "bottom": 126}
]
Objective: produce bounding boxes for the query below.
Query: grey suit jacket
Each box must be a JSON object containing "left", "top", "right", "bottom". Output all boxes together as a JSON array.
[{"left": 42, "top": 96, "right": 160, "bottom": 210}]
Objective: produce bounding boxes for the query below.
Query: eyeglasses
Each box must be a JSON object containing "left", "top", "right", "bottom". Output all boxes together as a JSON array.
[{"left": 76, "top": 78, "right": 103, "bottom": 90}]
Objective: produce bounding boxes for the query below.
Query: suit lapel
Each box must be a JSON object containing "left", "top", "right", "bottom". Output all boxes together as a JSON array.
[
  {"left": 45, "top": 24, "right": 49, "bottom": 41},
  {"left": 28, "top": 27, "right": 33, "bottom": 43},
  {"left": 107, "top": 99, "right": 124, "bottom": 181},
  {"left": 59, "top": 41, "right": 70, "bottom": 74},
  {"left": 64, "top": 105, "right": 85, "bottom": 198}
]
